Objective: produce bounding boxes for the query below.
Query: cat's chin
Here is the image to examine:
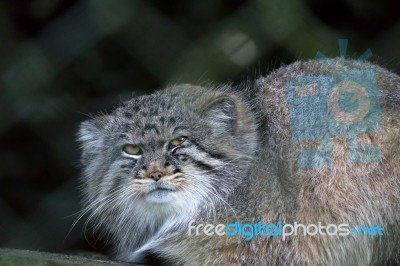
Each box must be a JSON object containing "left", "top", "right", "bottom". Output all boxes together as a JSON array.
[{"left": 145, "top": 189, "right": 175, "bottom": 203}]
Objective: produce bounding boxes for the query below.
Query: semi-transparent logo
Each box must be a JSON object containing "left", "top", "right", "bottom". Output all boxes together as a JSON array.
[{"left": 287, "top": 39, "right": 382, "bottom": 168}]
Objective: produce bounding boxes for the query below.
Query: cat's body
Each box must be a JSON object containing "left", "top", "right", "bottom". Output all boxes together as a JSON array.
[{"left": 78, "top": 59, "right": 400, "bottom": 265}]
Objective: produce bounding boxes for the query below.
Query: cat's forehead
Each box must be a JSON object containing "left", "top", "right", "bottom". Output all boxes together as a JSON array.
[
  {"left": 114, "top": 92, "right": 175, "bottom": 118},
  {"left": 111, "top": 91, "right": 192, "bottom": 140},
  {"left": 123, "top": 92, "right": 173, "bottom": 114}
]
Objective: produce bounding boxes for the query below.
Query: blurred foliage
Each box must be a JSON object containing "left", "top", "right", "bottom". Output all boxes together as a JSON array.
[{"left": 0, "top": 0, "right": 399, "bottom": 255}]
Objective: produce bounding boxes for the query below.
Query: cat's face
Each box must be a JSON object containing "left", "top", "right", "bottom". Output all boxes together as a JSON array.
[{"left": 78, "top": 85, "right": 258, "bottom": 222}]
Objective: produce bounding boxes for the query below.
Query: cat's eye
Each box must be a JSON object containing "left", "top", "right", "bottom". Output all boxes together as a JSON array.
[
  {"left": 170, "top": 136, "right": 187, "bottom": 147},
  {"left": 122, "top": 144, "right": 142, "bottom": 155}
]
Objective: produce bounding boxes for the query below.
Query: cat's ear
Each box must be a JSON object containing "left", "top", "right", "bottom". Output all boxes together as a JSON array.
[
  {"left": 77, "top": 115, "right": 111, "bottom": 164},
  {"left": 200, "top": 93, "right": 248, "bottom": 134}
]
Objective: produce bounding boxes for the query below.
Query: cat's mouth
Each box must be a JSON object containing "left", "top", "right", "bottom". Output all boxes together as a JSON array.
[
  {"left": 151, "top": 187, "right": 174, "bottom": 192},
  {"left": 148, "top": 182, "right": 175, "bottom": 192}
]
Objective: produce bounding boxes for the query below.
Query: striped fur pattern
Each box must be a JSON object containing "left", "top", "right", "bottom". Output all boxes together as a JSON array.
[{"left": 77, "top": 59, "right": 400, "bottom": 265}]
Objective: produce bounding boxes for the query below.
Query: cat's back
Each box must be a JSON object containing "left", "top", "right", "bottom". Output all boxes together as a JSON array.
[{"left": 251, "top": 58, "right": 400, "bottom": 264}]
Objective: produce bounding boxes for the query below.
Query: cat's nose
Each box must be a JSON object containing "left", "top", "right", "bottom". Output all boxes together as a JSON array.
[{"left": 149, "top": 171, "right": 163, "bottom": 181}]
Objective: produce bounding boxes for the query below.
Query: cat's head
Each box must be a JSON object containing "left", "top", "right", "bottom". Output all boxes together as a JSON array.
[{"left": 78, "top": 85, "right": 258, "bottom": 223}]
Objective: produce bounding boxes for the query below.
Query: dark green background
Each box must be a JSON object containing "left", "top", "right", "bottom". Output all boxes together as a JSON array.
[{"left": 0, "top": 0, "right": 399, "bottom": 255}]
